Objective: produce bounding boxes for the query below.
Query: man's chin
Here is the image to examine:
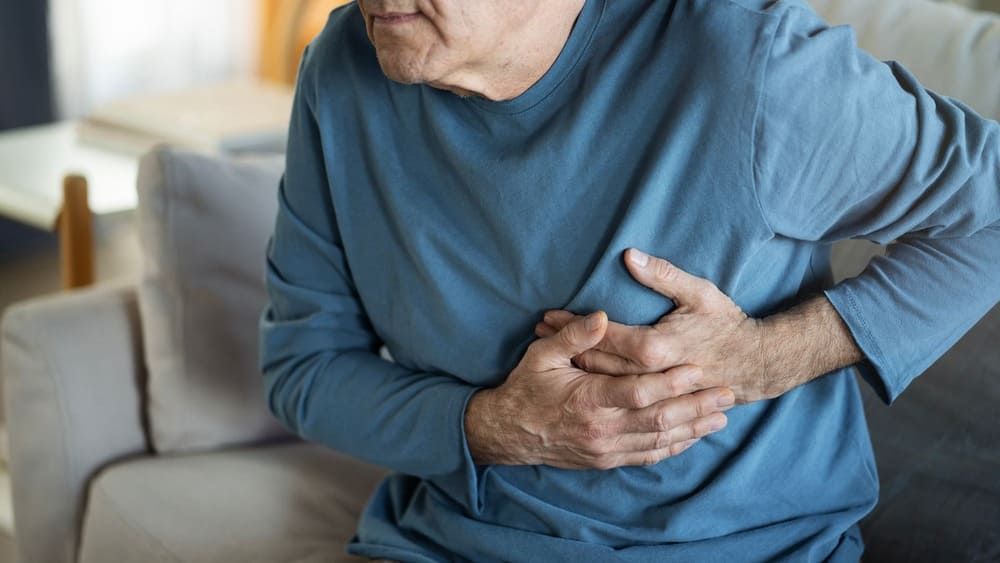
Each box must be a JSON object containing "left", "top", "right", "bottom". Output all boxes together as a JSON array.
[{"left": 375, "top": 54, "right": 429, "bottom": 86}]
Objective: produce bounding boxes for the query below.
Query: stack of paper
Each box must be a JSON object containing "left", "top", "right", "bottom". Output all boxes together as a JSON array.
[{"left": 77, "top": 81, "right": 295, "bottom": 156}]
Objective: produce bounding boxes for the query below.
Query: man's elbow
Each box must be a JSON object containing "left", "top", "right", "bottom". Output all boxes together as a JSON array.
[
  {"left": 259, "top": 338, "right": 341, "bottom": 442},
  {"left": 261, "top": 359, "right": 305, "bottom": 436},
  {"left": 258, "top": 306, "right": 316, "bottom": 435}
]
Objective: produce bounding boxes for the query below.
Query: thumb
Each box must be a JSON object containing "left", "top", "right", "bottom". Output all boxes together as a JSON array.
[
  {"left": 531, "top": 311, "right": 607, "bottom": 369},
  {"left": 624, "top": 248, "right": 710, "bottom": 307}
]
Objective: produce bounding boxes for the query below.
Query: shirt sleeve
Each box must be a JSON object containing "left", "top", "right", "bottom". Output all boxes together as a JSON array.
[
  {"left": 752, "top": 4, "right": 1000, "bottom": 403},
  {"left": 258, "top": 46, "right": 487, "bottom": 503}
]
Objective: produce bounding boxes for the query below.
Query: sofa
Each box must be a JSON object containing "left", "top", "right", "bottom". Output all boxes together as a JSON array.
[{"left": 2, "top": 1, "right": 998, "bottom": 562}]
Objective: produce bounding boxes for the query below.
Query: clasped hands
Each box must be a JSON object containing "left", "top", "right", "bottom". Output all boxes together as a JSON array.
[{"left": 466, "top": 248, "right": 794, "bottom": 470}]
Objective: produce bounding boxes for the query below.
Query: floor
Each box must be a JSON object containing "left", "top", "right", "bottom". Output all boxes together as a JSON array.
[{"left": 0, "top": 212, "right": 142, "bottom": 562}]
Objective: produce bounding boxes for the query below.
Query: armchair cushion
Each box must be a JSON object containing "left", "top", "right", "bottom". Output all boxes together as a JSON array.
[
  {"left": 77, "top": 442, "right": 389, "bottom": 563},
  {"left": 137, "top": 147, "right": 290, "bottom": 453},
  {"left": 1, "top": 282, "right": 149, "bottom": 563}
]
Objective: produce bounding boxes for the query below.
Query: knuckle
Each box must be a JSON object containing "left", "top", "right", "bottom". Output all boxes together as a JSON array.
[
  {"left": 626, "top": 383, "right": 649, "bottom": 409},
  {"left": 564, "top": 391, "right": 594, "bottom": 417},
  {"left": 686, "top": 366, "right": 703, "bottom": 383},
  {"left": 654, "top": 432, "right": 672, "bottom": 450},
  {"left": 593, "top": 456, "right": 617, "bottom": 471},
  {"left": 579, "top": 421, "right": 608, "bottom": 443},
  {"left": 637, "top": 342, "right": 664, "bottom": 368},
  {"left": 587, "top": 443, "right": 610, "bottom": 459},
  {"left": 583, "top": 387, "right": 605, "bottom": 411},
  {"left": 656, "top": 409, "right": 675, "bottom": 431},
  {"left": 697, "top": 278, "right": 718, "bottom": 295},
  {"left": 696, "top": 396, "right": 712, "bottom": 418},
  {"left": 666, "top": 374, "right": 687, "bottom": 397},
  {"left": 694, "top": 399, "right": 709, "bottom": 418},
  {"left": 677, "top": 421, "right": 697, "bottom": 441},
  {"left": 557, "top": 325, "right": 579, "bottom": 348},
  {"left": 524, "top": 340, "right": 545, "bottom": 362},
  {"left": 653, "top": 259, "right": 675, "bottom": 282}
]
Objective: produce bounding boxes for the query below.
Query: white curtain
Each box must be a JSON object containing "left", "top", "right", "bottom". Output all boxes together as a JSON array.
[{"left": 49, "top": 0, "right": 258, "bottom": 119}]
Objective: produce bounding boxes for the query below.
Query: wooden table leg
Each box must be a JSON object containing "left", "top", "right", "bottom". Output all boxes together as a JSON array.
[{"left": 58, "top": 174, "right": 95, "bottom": 289}]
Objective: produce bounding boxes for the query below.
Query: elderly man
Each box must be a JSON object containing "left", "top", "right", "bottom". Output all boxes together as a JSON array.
[{"left": 259, "top": 0, "right": 1000, "bottom": 560}]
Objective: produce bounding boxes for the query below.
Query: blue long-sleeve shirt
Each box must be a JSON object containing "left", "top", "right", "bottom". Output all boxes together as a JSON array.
[{"left": 259, "top": 0, "right": 1000, "bottom": 561}]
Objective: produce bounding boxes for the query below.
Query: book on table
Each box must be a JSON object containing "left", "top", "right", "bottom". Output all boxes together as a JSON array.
[{"left": 76, "top": 81, "right": 294, "bottom": 156}]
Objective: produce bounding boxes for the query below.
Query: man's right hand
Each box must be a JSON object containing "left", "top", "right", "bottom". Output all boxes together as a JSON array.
[{"left": 464, "top": 311, "right": 735, "bottom": 469}]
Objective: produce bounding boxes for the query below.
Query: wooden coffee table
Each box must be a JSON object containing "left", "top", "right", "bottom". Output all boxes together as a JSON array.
[{"left": 0, "top": 122, "right": 140, "bottom": 288}]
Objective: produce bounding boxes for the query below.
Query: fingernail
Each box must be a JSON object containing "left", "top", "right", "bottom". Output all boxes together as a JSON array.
[
  {"left": 543, "top": 311, "right": 557, "bottom": 324},
  {"left": 716, "top": 391, "right": 735, "bottom": 408},
  {"left": 628, "top": 248, "right": 649, "bottom": 267},
  {"left": 710, "top": 417, "right": 727, "bottom": 432},
  {"left": 585, "top": 312, "right": 603, "bottom": 332}
]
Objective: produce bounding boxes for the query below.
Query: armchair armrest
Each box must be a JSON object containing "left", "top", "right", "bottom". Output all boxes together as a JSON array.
[
  {"left": 812, "top": 0, "right": 1000, "bottom": 120},
  {"left": 1, "top": 281, "right": 150, "bottom": 563}
]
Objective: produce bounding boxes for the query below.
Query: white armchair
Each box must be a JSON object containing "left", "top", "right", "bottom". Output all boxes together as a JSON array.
[
  {"left": 2, "top": 1, "right": 997, "bottom": 562},
  {"left": 813, "top": 0, "right": 999, "bottom": 119}
]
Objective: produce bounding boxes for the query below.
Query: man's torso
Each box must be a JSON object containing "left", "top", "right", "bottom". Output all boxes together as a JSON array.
[{"left": 310, "top": 1, "right": 875, "bottom": 560}]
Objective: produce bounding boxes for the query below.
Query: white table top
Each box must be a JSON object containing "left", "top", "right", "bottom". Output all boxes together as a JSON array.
[{"left": 0, "top": 122, "right": 139, "bottom": 230}]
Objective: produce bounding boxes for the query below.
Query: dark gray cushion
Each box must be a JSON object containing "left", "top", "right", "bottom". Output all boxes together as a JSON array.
[
  {"left": 831, "top": 241, "right": 1000, "bottom": 561},
  {"left": 858, "top": 305, "right": 1000, "bottom": 562}
]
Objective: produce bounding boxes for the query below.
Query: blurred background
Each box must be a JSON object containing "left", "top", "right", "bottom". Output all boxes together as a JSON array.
[
  {"left": 0, "top": 1, "right": 997, "bottom": 562},
  {"left": 0, "top": 1, "right": 351, "bottom": 560},
  {"left": 0, "top": 0, "right": 349, "bottom": 301}
]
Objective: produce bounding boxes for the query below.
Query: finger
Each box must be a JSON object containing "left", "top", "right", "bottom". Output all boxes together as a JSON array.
[
  {"left": 527, "top": 311, "right": 607, "bottom": 369},
  {"left": 542, "top": 311, "right": 647, "bottom": 360},
  {"left": 535, "top": 319, "right": 622, "bottom": 349},
  {"left": 534, "top": 321, "right": 557, "bottom": 338},
  {"left": 592, "top": 365, "right": 704, "bottom": 409},
  {"left": 624, "top": 248, "right": 714, "bottom": 307},
  {"left": 542, "top": 309, "right": 576, "bottom": 327},
  {"left": 572, "top": 350, "right": 641, "bottom": 376},
  {"left": 617, "top": 387, "right": 735, "bottom": 432},
  {"left": 612, "top": 413, "right": 727, "bottom": 453},
  {"left": 673, "top": 438, "right": 699, "bottom": 455},
  {"left": 613, "top": 436, "right": 705, "bottom": 468},
  {"left": 536, "top": 323, "right": 648, "bottom": 375}
]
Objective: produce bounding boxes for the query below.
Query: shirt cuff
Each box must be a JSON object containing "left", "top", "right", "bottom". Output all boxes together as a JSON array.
[
  {"left": 823, "top": 285, "right": 900, "bottom": 404},
  {"left": 457, "top": 386, "right": 492, "bottom": 514}
]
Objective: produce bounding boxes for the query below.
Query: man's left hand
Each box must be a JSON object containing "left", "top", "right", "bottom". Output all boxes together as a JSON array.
[{"left": 536, "top": 248, "right": 790, "bottom": 404}]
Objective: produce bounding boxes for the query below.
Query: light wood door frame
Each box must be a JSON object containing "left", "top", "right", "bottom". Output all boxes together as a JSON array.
[{"left": 259, "top": 0, "right": 351, "bottom": 84}]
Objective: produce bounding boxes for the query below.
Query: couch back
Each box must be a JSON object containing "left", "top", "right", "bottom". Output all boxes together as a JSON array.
[
  {"left": 812, "top": 0, "right": 999, "bottom": 119},
  {"left": 136, "top": 147, "right": 292, "bottom": 453},
  {"left": 816, "top": 2, "right": 1000, "bottom": 558}
]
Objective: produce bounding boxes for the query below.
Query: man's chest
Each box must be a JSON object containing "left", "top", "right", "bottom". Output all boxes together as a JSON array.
[{"left": 322, "top": 107, "right": 770, "bottom": 385}]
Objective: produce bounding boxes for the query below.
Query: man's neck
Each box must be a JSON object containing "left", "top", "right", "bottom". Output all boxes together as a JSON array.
[{"left": 428, "top": 1, "right": 585, "bottom": 101}]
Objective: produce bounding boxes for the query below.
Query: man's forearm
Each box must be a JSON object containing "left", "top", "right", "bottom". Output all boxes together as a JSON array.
[
  {"left": 465, "top": 388, "right": 523, "bottom": 465},
  {"left": 755, "top": 295, "right": 864, "bottom": 395}
]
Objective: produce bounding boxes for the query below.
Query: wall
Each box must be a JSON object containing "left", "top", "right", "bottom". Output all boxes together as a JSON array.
[{"left": 48, "top": 0, "right": 258, "bottom": 119}]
